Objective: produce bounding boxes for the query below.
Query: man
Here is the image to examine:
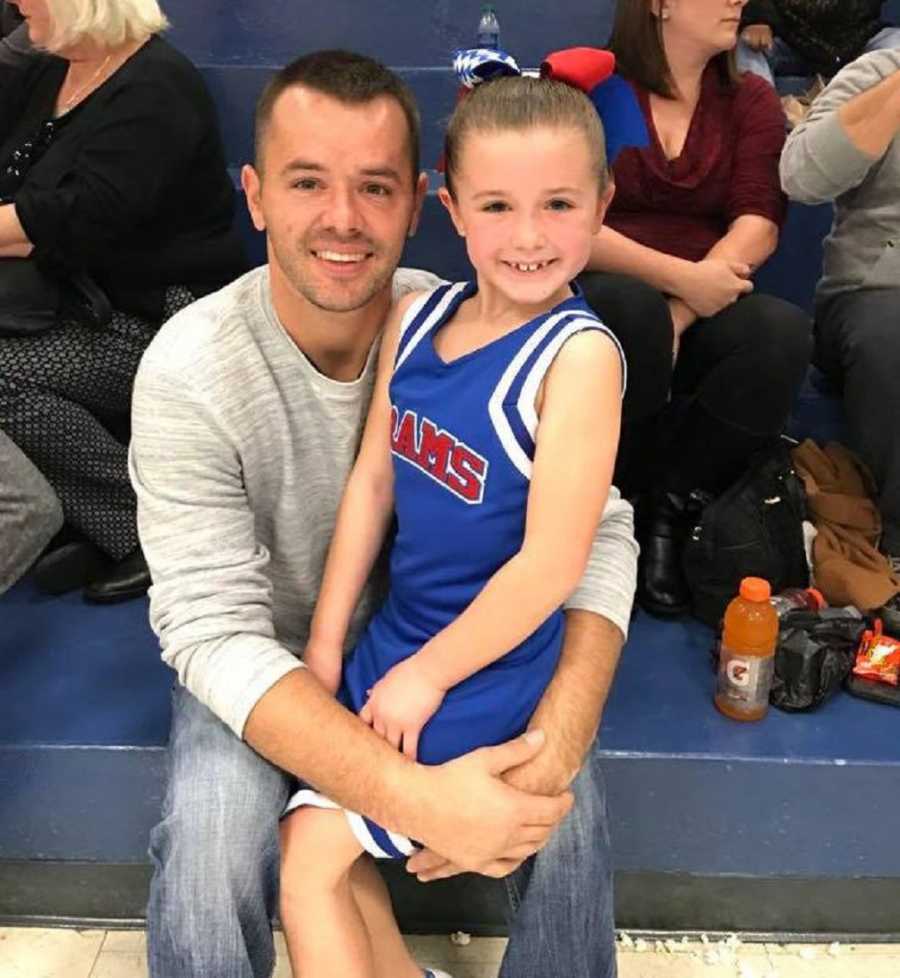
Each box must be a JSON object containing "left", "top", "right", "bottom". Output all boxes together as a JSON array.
[
  {"left": 781, "top": 50, "right": 900, "bottom": 578},
  {"left": 131, "top": 50, "right": 637, "bottom": 978}
]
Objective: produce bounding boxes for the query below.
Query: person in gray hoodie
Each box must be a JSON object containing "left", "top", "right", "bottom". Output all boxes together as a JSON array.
[
  {"left": 0, "top": 429, "right": 62, "bottom": 593},
  {"left": 781, "top": 48, "right": 900, "bottom": 565}
]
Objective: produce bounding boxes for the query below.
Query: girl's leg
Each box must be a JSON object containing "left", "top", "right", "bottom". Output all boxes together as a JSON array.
[
  {"left": 350, "top": 855, "right": 423, "bottom": 978},
  {"left": 279, "top": 808, "right": 375, "bottom": 978}
]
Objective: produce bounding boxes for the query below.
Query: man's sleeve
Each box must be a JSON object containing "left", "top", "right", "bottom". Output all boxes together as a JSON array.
[
  {"left": 780, "top": 51, "right": 900, "bottom": 204},
  {"left": 564, "top": 487, "right": 638, "bottom": 640},
  {"left": 130, "top": 344, "right": 303, "bottom": 739},
  {"left": 393, "top": 267, "right": 445, "bottom": 298}
]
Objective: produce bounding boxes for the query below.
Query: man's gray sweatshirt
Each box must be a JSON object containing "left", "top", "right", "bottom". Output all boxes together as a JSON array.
[
  {"left": 130, "top": 266, "right": 638, "bottom": 738},
  {"left": 780, "top": 49, "right": 900, "bottom": 303}
]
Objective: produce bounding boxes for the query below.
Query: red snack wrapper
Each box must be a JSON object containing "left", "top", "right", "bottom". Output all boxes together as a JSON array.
[{"left": 853, "top": 620, "right": 900, "bottom": 686}]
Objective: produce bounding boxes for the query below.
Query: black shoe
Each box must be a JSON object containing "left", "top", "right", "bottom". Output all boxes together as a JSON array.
[
  {"left": 33, "top": 541, "right": 110, "bottom": 596},
  {"left": 636, "top": 490, "right": 694, "bottom": 618},
  {"left": 83, "top": 547, "right": 151, "bottom": 604}
]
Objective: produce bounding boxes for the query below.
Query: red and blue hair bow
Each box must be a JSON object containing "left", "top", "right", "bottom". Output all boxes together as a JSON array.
[{"left": 451, "top": 46, "right": 648, "bottom": 164}]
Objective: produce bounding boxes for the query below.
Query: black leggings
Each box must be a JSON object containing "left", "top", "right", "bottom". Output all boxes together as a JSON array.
[{"left": 578, "top": 272, "right": 812, "bottom": 496}]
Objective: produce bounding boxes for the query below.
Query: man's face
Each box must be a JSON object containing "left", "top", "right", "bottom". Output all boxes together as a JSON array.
[{"left": 243, "top": 87, "right": 426, "bottom": 315}]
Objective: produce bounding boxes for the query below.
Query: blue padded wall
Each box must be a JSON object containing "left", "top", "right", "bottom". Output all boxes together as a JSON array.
[{"left": 166, "top": 1, "right": 617, "bottom": 69}]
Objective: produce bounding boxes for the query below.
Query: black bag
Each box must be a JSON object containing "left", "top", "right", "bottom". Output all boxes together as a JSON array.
[
  {"left": 0, "top": 257, "right": 112, "bottom": 336},
  {"left": 771, "top": 608, "right": 866, "bottom": 712},
  {"left": 683, "top": 441, "right": 810, "bottom": 627},
  {"left": 0, "top": 256, "right": 59, "bottom": 335}
]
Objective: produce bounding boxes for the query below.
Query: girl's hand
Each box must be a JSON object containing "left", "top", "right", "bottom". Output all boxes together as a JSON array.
[
  {"left": 360, "top": 656, "right": 447, "bottom": 760},
  {"left": 303, "top": 639, "right": 343, "bottom": 696},
  {"left": 742, "top": 24, "right": 774, "bottom": 52}
]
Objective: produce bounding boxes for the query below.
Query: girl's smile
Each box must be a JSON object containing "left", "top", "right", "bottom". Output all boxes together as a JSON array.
[{"left": 439, "top": 124, "right": 612, "bottom": 324}]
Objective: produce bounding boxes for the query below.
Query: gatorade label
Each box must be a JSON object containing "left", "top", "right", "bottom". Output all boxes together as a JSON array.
[{"left": 716, "top": 645, "right": 774, "bottom": 709}]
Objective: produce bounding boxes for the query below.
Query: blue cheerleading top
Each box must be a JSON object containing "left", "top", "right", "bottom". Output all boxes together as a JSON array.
[{"left": 344, "top": 281, "right": 626, "bottom": 761}]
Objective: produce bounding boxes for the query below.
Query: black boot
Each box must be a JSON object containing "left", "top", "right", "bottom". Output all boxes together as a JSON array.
[
  {"left": 636, "top": 489, "right": 694, "bottom": 618},
  {"left": 83, "top": 547, "right": 151, "bottom": 604},
  {"left": 33, "top": 535, "right": 110, "bottom": 596}
]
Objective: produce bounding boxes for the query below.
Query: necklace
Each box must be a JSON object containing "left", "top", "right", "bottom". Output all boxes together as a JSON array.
[{"left": 58, "top": 54, "right": 112, "bottom": 113}]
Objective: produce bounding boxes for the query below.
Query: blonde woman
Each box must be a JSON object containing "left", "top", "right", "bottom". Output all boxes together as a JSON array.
[{"left": 0, "top": 0, "right": 246, "bottom": 602}]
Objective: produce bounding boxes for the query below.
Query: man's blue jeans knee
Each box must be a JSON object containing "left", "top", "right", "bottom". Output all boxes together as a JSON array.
[
  {"left": 499, "top": 748, "right": 617, "bottom": 978},
  {"left": 147, "top": 686, "right": 291, "bottom": 978}
]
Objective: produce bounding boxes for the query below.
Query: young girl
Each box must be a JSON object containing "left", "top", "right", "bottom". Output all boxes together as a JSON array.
[{"left": 278, "top": 49, "right": 628, "bottom": 978}]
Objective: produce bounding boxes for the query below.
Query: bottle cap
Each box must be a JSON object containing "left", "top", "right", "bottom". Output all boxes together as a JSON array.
[
  {"left": 807, "top": 587, "right": 826, "bottom": 609},
  {"left": 740, "top": 577, "right": 771, "bottom": 602}
]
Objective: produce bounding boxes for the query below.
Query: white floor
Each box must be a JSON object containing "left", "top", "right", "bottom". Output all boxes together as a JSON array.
[{"left": 1, "top": 928, "right": 898, "bottom": 978}]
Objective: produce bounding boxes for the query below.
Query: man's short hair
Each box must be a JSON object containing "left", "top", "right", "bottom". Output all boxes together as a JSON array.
[
  {"left": 44, "top": 0, "right": 168, "bottom": 51},
  {"left": 254, "top": 49, "right": 421, "bottom": 185}
]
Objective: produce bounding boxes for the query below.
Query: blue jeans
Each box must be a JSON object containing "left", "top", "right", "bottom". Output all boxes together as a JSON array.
[
  {"left": 147, "top": 687, "right": 617, "bottom": 978},
  {"left": 736, "top": 27, "right": 900, "bottom": 86}
]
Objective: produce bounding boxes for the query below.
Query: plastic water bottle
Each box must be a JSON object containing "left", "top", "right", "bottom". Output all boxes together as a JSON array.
[
  {"left": 770, "top": 587, "right": 826, "bottom": 620},
  {"left": 476, "top": 4, "right": 500, "bottom": 49}
]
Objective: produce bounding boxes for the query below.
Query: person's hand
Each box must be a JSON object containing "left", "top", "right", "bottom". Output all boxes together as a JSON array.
[
  {"left": 406, "top": 729, "right": 574, "bottom": 880},
  {"left": 678, "top": 258, "right": 753, "bottom": 318},
  {"left": 360, "top": 654, "right": 446, "bottom": 759},
  {"left": 741, "top": 24, "right": 774, "bottom": 52},
  {"left": 502, "top": 735, "right": 575, "bottom": 797},
  {"left": 303, "top": 639, "right": 343, "bottom": 696},
  {"left": 408, "top": 728, "right": 577, "bottom": 882},
  {"left": 667, "top": 297, "right": 696, "bottom": 366}
]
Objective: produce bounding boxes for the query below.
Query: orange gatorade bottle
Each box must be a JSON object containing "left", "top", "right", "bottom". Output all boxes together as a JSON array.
[{"left": 715, "top": 577, "right": 779, "bottom": 722}]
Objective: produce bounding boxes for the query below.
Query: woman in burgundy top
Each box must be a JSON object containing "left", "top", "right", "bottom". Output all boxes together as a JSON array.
[{"left": 580, "top": 0, "right": 811, "bottom": 617}]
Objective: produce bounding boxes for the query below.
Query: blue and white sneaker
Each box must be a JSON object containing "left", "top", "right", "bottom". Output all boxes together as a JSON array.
[{"left": 423, "top": 970, "right": 454, "bottom": 978}]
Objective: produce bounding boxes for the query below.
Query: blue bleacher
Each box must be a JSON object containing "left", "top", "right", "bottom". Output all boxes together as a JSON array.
[{"left": 2, "top": 0, "right": 899, "bottom": 936}]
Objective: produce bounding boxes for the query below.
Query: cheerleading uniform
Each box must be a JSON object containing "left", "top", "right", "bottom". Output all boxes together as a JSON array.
[{"left": 284, "top": 281, "right": 625, "bottom": 859}]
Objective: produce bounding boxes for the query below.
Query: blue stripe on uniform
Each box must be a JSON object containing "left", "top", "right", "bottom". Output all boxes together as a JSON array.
[
  {"left": 363, "top": 816, "right": 408, "bottom": 859},
  {"left": 500, "top": 312, "right": 599, "bottom": 461},
  {"left": 504, "top": 312, "right": 600, "bottom": 411},
  {"left": 394, "top": 283, "right": 453, "bottom": 366}
]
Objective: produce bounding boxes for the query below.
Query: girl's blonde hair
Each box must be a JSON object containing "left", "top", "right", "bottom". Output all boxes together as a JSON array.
[
  {"left": 44, "top": 0, "right": 169, "bottom": 51},
  {"left": 444, "top": 75, "right": 608, "bottom": 198}
]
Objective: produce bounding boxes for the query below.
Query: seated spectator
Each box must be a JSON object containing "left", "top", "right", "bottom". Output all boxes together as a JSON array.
[
  {"left": 579, "top": 0, "right": 811, "bottom": 617},
  {"left": 737, "top": 2, "right": 900, "bottom": 88},
  {"left": 781, "top": 50, "right": 900, "bottom": 577},
  {"left": 0, "top": 0, "right": 247, "bottom": 602},
  {"left": 0, "top": 428, "right": 62, "bottom": 594}
]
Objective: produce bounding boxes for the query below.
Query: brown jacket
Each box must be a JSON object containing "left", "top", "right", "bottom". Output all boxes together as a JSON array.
[{"left": 792, "top": 439, "right": 900, "bottom": 610}]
